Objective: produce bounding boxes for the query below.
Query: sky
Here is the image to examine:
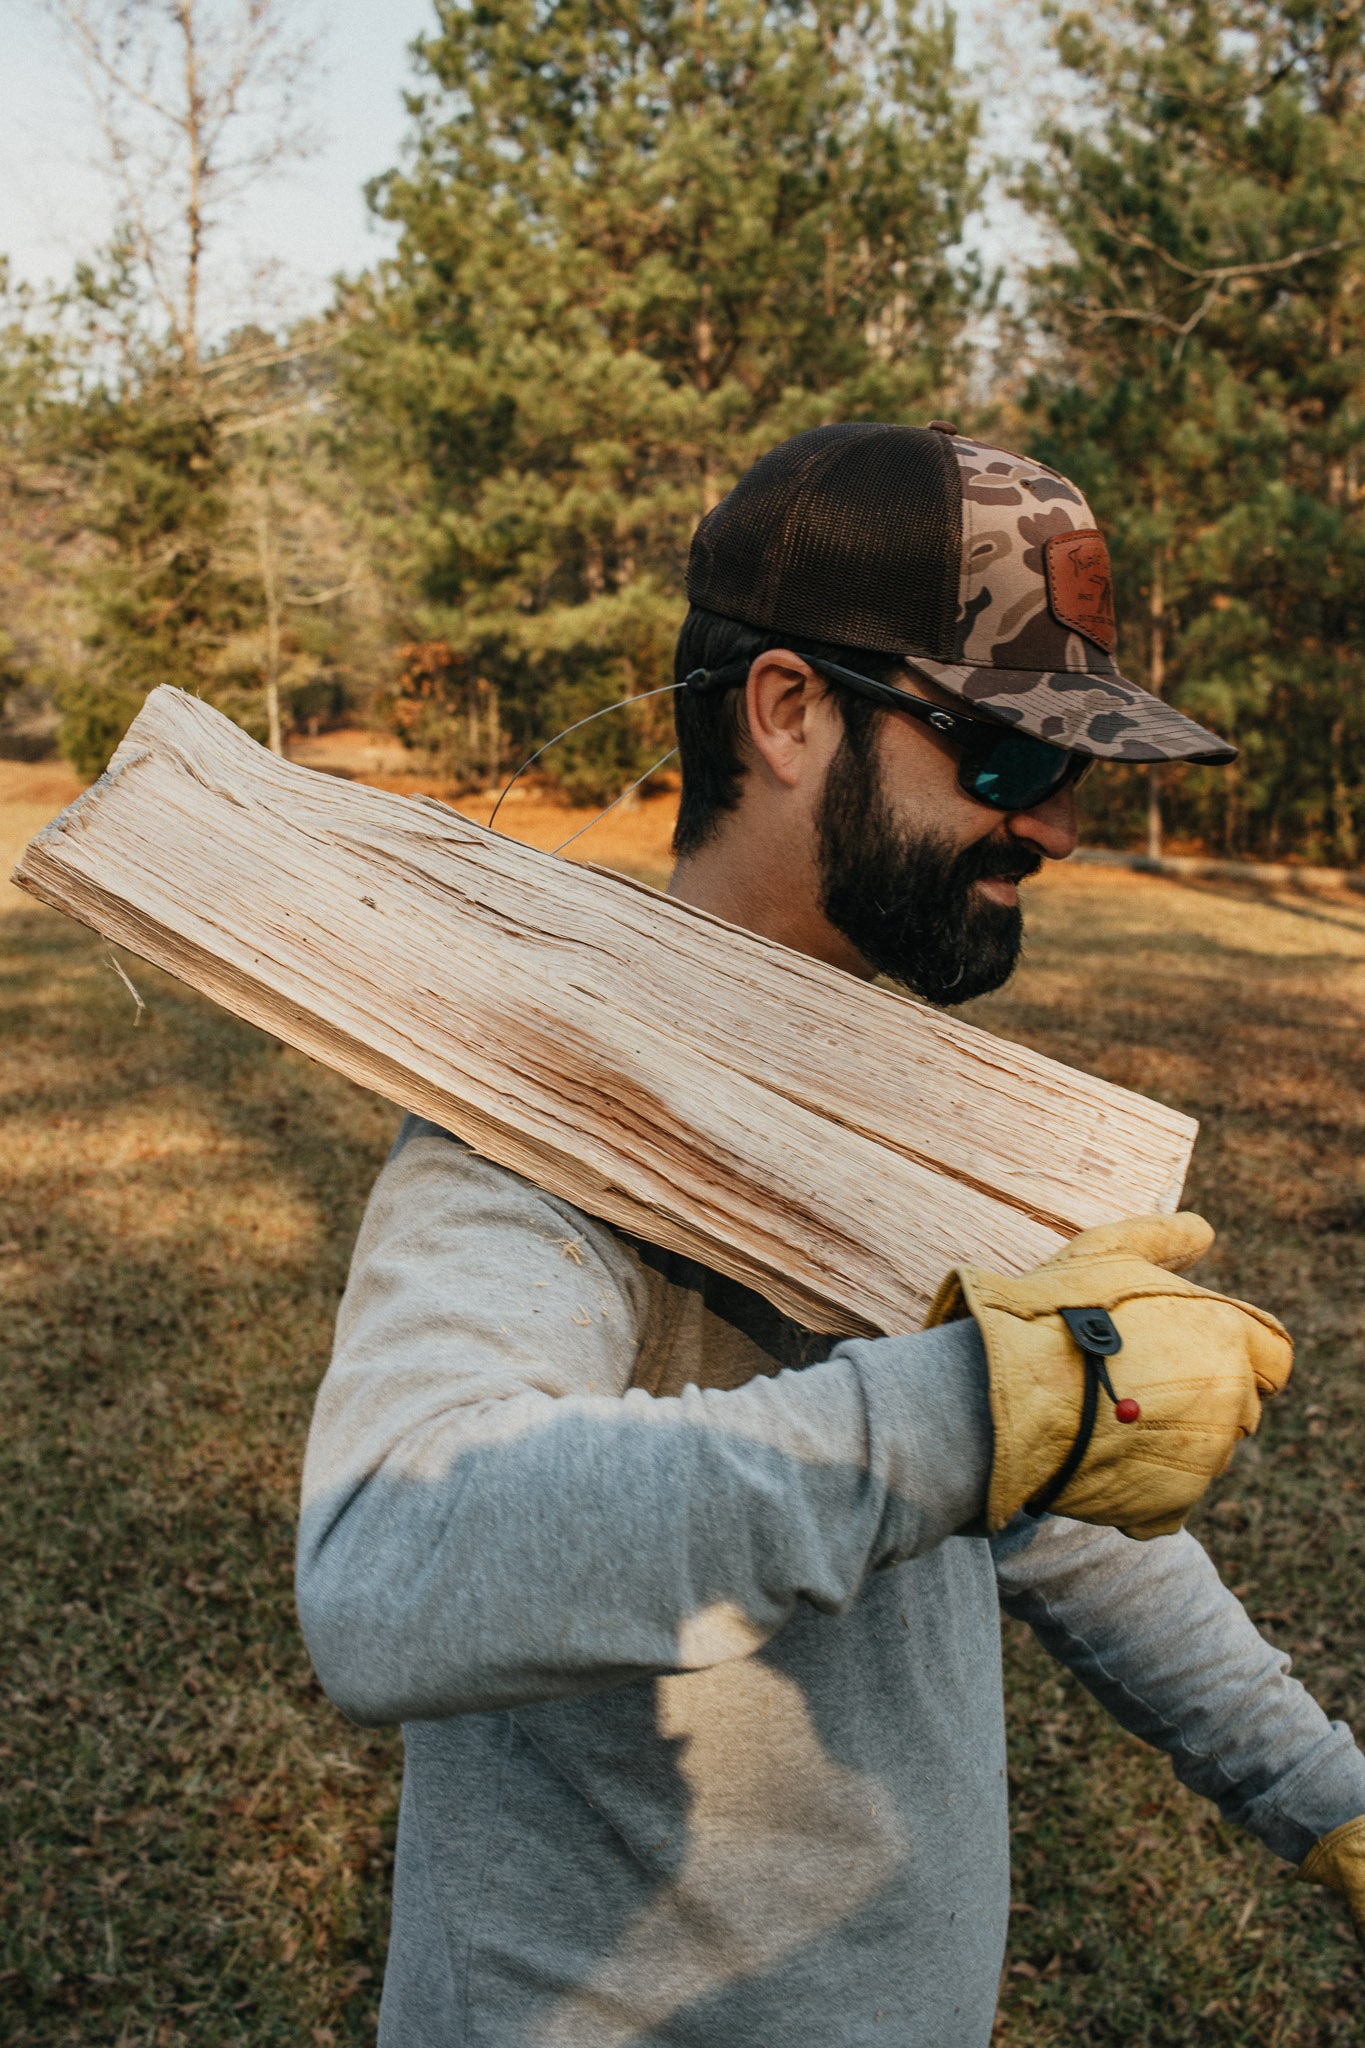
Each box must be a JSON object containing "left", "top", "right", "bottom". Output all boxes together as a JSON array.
[
  {"left": 2, "top": 0, "right": 435, "bottom": 327},
  {"left": 1, "top": 0, "right": 1056, "bottom": 341}
]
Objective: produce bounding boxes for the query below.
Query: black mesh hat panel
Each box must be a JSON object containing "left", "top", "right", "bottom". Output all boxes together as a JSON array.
[
  {"left": 686, "top": 425, "right": 962, "bottom": 660},
  {"left": 684, "top": 420, "right": 1240, "bottom": 764}
]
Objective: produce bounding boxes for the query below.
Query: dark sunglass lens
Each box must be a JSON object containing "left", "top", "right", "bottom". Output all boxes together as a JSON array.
[{"left": 961, "top": 729, "right": 1078, "bottom": 811}]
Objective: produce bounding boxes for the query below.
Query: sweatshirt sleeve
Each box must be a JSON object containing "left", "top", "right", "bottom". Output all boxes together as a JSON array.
[
  {"left": 296, "top": 1120, "right": 992, "bottom": 1725},
  {"left": 992, "top": 1511, "right": 1365, "bottom": 1862}
]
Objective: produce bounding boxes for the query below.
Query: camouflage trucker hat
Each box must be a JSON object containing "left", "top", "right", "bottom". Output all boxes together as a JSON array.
[{"left": 686, "top": 422, "right": 1235, "bottom": 763}]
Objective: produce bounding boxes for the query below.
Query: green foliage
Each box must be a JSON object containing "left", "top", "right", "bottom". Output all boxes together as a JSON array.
[
  {"left": 56, "top": 377, "right": 248, "bottom": 777},
  {"left": 7, "top": 296, "right": 383, "bottom": 784},
  {"left": 0, "top": 260, "right": 66, "bottom": 452},
  {"left": 0, "top": 264, "right": 81, "bottom": 735},
  {"left": 0, "top": 628, "right": 26, "bottom": 728},
  {"left": 340, "top": 0, "right": 983, "bottom": 796},
  {"left": 54, "top": 681, "right": 142, "bottom": 782},
  {"left": 10, "top": 5, "right": 1365, "bottom": 850},
  {"left": 1021, "top": 0, "right": 1365, "bottom": 862}
]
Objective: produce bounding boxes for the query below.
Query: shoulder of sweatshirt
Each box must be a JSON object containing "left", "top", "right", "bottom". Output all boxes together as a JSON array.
[
  {"left": 300, "top": 1117, "right": 659, "bottom": 1501},
  {"left": 345, "top": 1112, "right": 655, "bottom": 1387}
]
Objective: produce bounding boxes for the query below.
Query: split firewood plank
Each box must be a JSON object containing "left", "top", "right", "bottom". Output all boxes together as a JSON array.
[{"left": 12, "top": 686, "right": 1197, "bottom": 1336}]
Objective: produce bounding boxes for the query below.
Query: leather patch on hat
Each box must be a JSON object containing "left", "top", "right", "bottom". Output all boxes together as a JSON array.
[{"left": 1045, "top": 528, "right": 1117, "bottom": 653}]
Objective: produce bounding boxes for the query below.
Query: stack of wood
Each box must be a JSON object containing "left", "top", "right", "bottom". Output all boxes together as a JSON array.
[{"left": 13, "top": 687, "right": 1196, "bottom": 1335}]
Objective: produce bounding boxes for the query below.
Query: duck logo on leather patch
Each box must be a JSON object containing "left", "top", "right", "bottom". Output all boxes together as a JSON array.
[{"left": 1045, "top": 528, "right": 1117, "bottom": 653}]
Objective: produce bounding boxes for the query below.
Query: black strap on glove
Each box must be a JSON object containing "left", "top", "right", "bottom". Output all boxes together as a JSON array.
[{"left": 1024, "top": 1309, "right": 1128, "bottom": 1517}]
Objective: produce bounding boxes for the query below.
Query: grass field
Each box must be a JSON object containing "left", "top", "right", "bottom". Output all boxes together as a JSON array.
[{"left": 3, "top": 753, "right": 1363, "bottom": 2044}]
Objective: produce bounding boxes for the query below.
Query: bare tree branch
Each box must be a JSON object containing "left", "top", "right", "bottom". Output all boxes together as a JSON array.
[
  {"left": 202, "top": 326, "right": 338, "bottom": 385},
  {"left": 286, "top": 577, "right": 356, "bottom": 606},
  {"left": 1084, "top": 202, "right": 1365, "bottom": 288},
  {"left": 45, "top": 0, "right": 323, "bottom": 368},
  {"left": 217, "top": 397, "right": 323, "bottom": 437},
  {"left": 1065, "top": 203, "right": 1365, "bottom": 369}
]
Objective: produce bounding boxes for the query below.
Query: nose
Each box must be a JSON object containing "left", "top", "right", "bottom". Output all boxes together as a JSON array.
[{"left": 1007, "top": 780, "right": 1080, "bottom": 861}]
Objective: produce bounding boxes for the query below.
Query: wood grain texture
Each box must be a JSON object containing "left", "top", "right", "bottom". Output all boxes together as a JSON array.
[{"left": 12, "top": 687, "right": 1197, "bottom": 1336}]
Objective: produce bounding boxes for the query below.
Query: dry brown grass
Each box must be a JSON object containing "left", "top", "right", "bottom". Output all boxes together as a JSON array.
[
  {"left": 2, "top": 756, "right": 1363, "bottom": 2044},
  {"left": 964, "top": 864, "right": 1365, "bottom": 2043}
]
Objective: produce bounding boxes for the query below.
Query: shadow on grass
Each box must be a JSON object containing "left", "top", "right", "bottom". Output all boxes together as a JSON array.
[{"left": 3, "top": 907, "right": 401, "bottom": 2045}]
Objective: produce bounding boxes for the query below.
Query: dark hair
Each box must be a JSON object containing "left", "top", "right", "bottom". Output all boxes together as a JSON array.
[{"left": 671, "top": 606, "right": 898, "bottom": 856}]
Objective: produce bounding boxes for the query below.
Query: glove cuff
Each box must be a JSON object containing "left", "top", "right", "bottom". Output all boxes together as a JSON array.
[
  {"left": 923, "top": 1268, "right": 968, "bottom": 1328},
  {"left": 1299, "top": 1812, "right": 1365, "bottom": 1898},
  {"left": 949, "top": 1264, "right": 1087, "bottom": 1533}
]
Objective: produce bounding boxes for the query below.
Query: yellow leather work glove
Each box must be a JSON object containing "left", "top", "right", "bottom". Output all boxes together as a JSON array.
[
  {"left": 925, "top": 1214, "right": 1292, "bottom": 1541},
  {"left": 1300, "top": 1815, "right": 1365, "bottom": 1945}
]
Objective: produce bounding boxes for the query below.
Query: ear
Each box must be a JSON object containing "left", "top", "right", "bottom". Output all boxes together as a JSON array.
[{"left": 744, "top": 651, "right": 842, "bottom": 792}]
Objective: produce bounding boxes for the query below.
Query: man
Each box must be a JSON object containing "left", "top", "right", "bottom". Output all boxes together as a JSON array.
[{"left": 297, "top": 424, "right": 1365, "bottom": 2045}]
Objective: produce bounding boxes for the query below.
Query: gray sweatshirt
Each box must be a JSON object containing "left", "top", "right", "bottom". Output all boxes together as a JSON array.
[{"left": 297, "top": 1117, "right": 1365, "bottom": 2047}]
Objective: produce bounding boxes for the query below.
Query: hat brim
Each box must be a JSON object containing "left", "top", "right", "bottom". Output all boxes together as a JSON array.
[{"left": 900, "top": 657, "right": 1236, "bottom": 765}]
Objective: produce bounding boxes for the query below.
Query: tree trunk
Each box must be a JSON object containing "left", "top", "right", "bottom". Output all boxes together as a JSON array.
[
  {"left": 174, "top": 0, "right": 205, "bottom": 373},
  {"left": 485, "top": 683, "right": 501, "bottom": 786},
  {"left": 695, "top": 280, "right": 723, "bottom": 514},
  {"left": 255, "top": 488, "right": 284, "bottom": 757},
  {"left": 1329, "top": 710, "right": 1358, "bottom": 867},
  {"left": 1146, "top": 543, "right": 1165, "bottom": 862}
]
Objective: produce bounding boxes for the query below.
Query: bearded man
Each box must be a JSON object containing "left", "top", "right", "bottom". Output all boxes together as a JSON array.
[{"left": 297, "top": 424, "right": 1365, "bottom": 2046}]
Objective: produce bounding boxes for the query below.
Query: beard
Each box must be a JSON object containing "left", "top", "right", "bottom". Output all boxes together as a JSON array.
[{"left": 816, "top": 725, "right": 1041, "bottom": 1005}]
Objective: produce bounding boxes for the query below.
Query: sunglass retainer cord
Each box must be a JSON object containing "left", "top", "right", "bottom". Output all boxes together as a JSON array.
[{"left": 486, "top": 683, "right": 682, "bottom": 851}]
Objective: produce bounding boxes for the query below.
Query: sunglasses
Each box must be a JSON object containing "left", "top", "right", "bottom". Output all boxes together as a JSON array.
[
  {"left": 803, "top": 658, "right": 1093, "bottom": 814},
  {"left": 684, "top": 656, "right": 1092, "bottom": 813}
]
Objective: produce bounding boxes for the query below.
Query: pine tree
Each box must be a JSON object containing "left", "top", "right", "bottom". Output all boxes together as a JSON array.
[
  {"left": 57, "top": 361, "right": 244, "bottom": 778},
  {"left": 0, "top": 265, "right": 75, "bottom": 735},
  {"left": 1021, "top": 0, "right": 1365, "bottom": 863},
  {"left": 34, "top": 289, "right": 375, "bottom": 780},
  {"left": 341, "top": 0, "right": 983, "bottom": 797},
  {"left": 33, "top": 0, "right": 339, "bottom": 780}
]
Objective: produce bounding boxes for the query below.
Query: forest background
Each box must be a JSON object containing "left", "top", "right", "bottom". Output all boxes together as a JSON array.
[
  {"left": 3, "top": 0, "right": 1365, "bottom": 865},
  {"left": 5, "top": 9, "right": 1365, "bottom": 2045}
]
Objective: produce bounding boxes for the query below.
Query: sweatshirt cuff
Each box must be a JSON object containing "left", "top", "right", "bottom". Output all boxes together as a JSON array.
[
  {"left": 1246, "top": 1732, "right": 1365, "bottom": 1865},
  {"left": 843, "top": 1317, "right": 993, "bottom": 1564}
]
